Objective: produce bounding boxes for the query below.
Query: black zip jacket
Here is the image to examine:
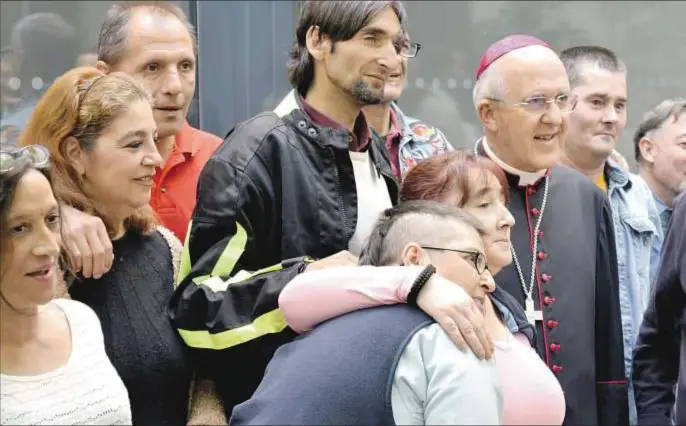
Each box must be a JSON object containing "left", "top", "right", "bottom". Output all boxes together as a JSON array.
[
  {"left": 633, "top": 192, "right": 685, "bottom": 425},
  {"left": 168, "top": 98, "right": 399, "bottom": 416}
]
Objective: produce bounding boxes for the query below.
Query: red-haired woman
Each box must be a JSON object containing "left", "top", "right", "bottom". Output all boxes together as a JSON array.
[
  {"left": 279, "top": 150, "right": 566, "bottom": 425},
  {"left": 19, "top": 67, "right": 224, "bottom": 425}
]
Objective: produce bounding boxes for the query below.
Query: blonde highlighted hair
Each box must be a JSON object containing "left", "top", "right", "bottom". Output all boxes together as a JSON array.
[{"left": 19, "top": 66, "right": 157, "bottom": 236}]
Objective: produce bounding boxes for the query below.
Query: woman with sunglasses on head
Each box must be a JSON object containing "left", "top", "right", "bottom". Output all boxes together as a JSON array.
[
  {"left": 0, "top": 145, "right": 131, "bottom": 425},
  {"left": 279, "top": 150, "right": 566, "bottom": 425},
  {"left": 18, "top": 67, "right": 225, "bottom": 426}
]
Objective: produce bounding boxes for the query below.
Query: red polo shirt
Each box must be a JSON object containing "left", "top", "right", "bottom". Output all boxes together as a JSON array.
[
  {"left": 299, "top": 96, "right": 371, "bottom": 152},
  {"left": 151, "top": 121, "right": 221, "bottom": 242}
]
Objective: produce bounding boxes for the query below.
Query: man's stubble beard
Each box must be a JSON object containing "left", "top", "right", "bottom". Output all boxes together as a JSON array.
[{"left": 350, "top": 80, "right": 384, "bottom": 105}]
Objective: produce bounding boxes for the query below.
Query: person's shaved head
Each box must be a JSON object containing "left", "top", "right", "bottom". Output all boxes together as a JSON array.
[{"left": 359, "top": 201, "right": 485, "bottom": 267}]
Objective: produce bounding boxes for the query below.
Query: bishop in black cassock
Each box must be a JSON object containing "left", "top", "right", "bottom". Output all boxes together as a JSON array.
[{"left": 472, "top": 35, "right": 628, "bottom": 425}]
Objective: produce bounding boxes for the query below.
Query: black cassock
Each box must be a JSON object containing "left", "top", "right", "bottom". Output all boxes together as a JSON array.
[{"left": 476, "top": 140, "right": 629, "bottom": 426}]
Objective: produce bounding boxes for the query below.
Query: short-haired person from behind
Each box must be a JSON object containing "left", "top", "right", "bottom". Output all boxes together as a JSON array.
[
  {"left": 279, "top": 150, "right": 566, "bottom": 425},
  {"left": 232, "top": 201, "right": 502, "bottom": 426},
  {"left": 18, "top": 67, "right": 225, "bottom": 425},
  {"left": 0, "top": 145, "right": 131, "bottom": 425}
]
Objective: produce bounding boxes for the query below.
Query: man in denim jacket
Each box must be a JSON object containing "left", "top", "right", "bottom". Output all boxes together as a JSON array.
[
  {"left": 558, "top": 46, "right": 662, "bottom": 424},
  {"left": 360, "top": 52, "right": 454, "bottom": 180}
]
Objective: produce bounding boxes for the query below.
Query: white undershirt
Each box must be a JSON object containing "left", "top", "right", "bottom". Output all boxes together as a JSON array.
[
  {"left": 347, "top": 150, "right": 393, "bottom": 256},
  {"left": 1, "top": 299, "right": 132, "bottom": 425}
]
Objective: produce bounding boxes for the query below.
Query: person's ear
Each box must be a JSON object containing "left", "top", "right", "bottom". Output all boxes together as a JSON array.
[
  {"left": 477, "top": 99, "right": 499, "bottom": 132},
  {"left": 401, "top": 243, "right": 431, "bottom": 266},
  {"left": 638, "top": 137, "right": 657, "bottom": 164},
  {"left": 305, "top": 26, "right": 331, "bottom": 61},
  {"left": 63, "top": 136, "right": 87, "bottom": 176},
  {"left": 94, "top": 60, "right": 111, "bottom": 74}
]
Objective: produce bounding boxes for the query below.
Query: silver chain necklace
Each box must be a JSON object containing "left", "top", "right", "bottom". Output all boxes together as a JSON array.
[
  {"left": 474, "top": 141, "right": 550, "bottom": 324},
  {"left": 512, "top": 176, "right": 549, "bottom": 324}
]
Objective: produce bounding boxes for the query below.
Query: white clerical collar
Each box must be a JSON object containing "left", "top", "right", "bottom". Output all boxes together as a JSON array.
[{"left": 481, "top": 137, "right": 547, "bottom": 187}]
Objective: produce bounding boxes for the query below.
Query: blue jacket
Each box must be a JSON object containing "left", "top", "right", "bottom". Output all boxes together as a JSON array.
[
  {"left": 230, "top": 305, "right": 434, "bottom": 425},
  {"left": 389, "top": 102, "right": 454, "bottom": 177},
  {"left": 605, "top": 161, "right": 662, "bottom": 424}
]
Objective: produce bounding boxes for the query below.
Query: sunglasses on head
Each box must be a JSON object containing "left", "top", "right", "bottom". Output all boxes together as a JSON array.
[{"left": 0, "top": 144, "right": 50, "bottom": 176}]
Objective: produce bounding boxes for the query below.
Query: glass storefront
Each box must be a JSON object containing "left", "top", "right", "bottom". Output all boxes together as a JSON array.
[
  {"left": 2, "top": 0, "right": 685, "bottom": 170},
  {"left": 0, "top": 0, "right": 195, "bottom": 146}
]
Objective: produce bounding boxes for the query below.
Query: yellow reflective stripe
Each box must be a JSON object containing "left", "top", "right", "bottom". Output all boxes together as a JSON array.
[
  {"left": 244, "top": 262, "right": 284, "bottom": 278},
  {"left": 191, "top": 263, "right": 286, "bottom": 292},
  {"left": 176, "top": 221, "right": 194, "bottom": 287},
  {"left": 211, "top": 222, "right": 247, "bottom": 276},
  {"left": 198, "top": 275, "right": 235, "bottom": 293},
  {"left": 176, "top": 221, "right": 248, "bottom": 288},
  {"left": 178, "top": 309, "right": 288, "bottom": 349}
]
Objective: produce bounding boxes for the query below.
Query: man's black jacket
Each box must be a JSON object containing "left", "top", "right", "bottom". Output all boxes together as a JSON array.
[
  {"left": 633, "top": 192, "right": 685, "bottom": 425},
  {"left": 168, "top": 97, "right": 399, "bottom": 415}
]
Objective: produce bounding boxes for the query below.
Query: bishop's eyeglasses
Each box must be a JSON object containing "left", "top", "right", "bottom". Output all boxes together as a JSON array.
[{"left": 487, "top": 93, "right": 573, "bottom": 113}]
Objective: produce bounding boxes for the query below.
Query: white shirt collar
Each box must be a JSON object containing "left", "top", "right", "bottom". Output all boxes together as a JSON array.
[
  {"left": 274, "top": 89, "right": 298, "bottom": 117},
  {"left": 481, "top": 137, "right": 547, "bottom": 187}
]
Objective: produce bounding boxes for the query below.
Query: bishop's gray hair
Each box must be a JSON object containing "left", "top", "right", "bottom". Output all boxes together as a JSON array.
[
  {"left": 472, "top": 63, "right": 506, "bottom": 109},
  {"left": 359, "top": 201, "right": 486, "bottom": 267},
  {"left": 97, "top": 1, "right": 197, "bottom": 67}
]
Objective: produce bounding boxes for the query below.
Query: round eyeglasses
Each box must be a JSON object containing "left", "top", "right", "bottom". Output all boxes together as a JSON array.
[{"left": 421, "top": 246, "right": 488, "bottom": 275}]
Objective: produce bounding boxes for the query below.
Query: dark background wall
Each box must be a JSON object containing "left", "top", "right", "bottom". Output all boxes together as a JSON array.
[{"left": 195, "top": 0, "right": 296, "bottom": 138}]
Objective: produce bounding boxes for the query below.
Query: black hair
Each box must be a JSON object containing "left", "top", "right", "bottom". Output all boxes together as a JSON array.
[
  {"left": 0, "top": 156, "right": 55, "bottom": 250},
  {"left": 287, "top": 0, "right": 407, "bottom": 96}
]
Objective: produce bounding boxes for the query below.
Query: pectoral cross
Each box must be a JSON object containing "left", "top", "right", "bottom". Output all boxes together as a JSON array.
[{"left": 525, "top": 297, "right": 543, "bottom": 325}]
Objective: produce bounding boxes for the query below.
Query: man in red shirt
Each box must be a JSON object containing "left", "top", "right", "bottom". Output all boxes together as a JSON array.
[{"left": 61, "top": 1, "right": 220, "bottom": 277}]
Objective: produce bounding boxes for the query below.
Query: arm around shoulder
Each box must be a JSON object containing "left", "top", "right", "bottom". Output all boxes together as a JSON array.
[{"left": 279, "top": 265, "right": 422, "bottom": 332}]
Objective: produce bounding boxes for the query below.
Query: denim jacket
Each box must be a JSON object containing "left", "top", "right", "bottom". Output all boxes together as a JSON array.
[
  {"left": 606, "top": 160, "right": 663, "bottom": 424},
  {"left": 649, "top": 186, "right": 671, "bottom": 281},
  {"left": 390, "top": 102, "right": 454, "bottom": 177}
]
